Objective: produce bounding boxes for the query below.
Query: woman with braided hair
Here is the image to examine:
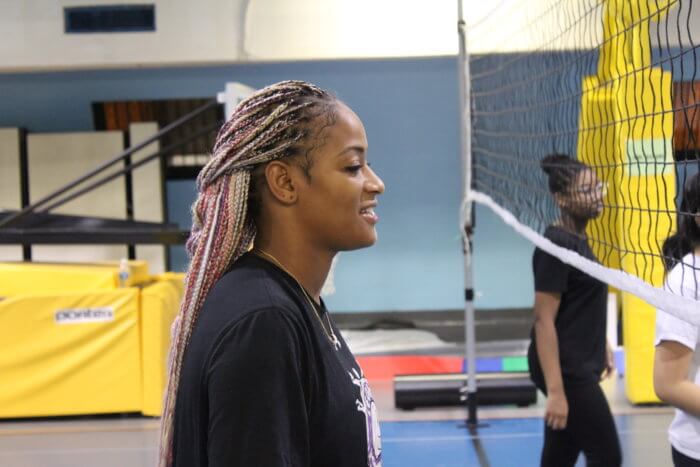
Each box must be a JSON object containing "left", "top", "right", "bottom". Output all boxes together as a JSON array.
[{"left": 159, "top": 80, "right": 385, "bottom": 467}]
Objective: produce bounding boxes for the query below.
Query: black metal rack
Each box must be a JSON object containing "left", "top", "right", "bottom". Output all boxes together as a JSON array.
[
  {"left": 0, "top": 210, "right": 187, "bottom": 245},
  {"left": 0, "top": 99, "right": 220, "bottom": 260}
]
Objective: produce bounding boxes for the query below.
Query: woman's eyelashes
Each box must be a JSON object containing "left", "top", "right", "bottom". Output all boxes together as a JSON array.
[
  {"left": 344, "top": 161, "right": 371, "bottom": 175},
  {"left": 345, "top": 163, "right": 363, "bottom": 174}
]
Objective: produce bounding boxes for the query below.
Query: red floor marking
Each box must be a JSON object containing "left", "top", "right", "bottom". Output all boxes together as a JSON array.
[{"left": 356, "top": 355, "right": 463, "bottom": 380}]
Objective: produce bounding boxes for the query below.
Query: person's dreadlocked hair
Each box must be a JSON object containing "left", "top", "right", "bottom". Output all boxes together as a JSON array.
[{"left": 158, "top": 80, "right": 337, "bottom": 467}]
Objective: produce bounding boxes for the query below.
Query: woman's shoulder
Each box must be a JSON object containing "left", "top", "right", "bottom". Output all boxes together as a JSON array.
[
  {"left": 193, "top": 284, "right": 307, "bottom": 366},
  {"left": 213, "top": 306, "right": 305, "bottom": 351},
  {"left": 198, "top": 254, "right": 302, "bottom": 330},
  {"left": 533, "top": 225, "right": 573, "bottom": 258},
  {"left": 545, "top": 224, "right": 586, "bottom": 249}
]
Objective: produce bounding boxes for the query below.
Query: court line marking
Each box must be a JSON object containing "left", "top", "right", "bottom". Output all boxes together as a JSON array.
[
  {"left": 0, "top": 427, "right": 668, "bottom": 454},
  {"left": 0, "top": 423, "right": 159, "bottom": 437},
  {"left": 0, "top": 447, "right": 153, "bottom": 456},
  {"left": 382, "top": 427, "right": 668, "bottom": 443},
  {"left": 0, "top": 415, "right": 669, "bottom": 439}
]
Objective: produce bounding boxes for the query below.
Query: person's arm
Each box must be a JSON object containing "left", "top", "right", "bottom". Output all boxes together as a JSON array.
[
  {"left": 654, "top": 340, "right": 700, "bottom": 417},
  {"left": 207, "top": 308, "right": 311, "bottom": 467},
  {"left": 601, "top": 340, "right": 615, "bottom": 380},
  {"left": 534, "top": 290, "right": 568, "bottom": 430}
]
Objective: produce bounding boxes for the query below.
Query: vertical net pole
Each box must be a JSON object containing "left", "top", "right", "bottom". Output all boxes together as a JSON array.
[{"left": 457, "top": 0, "right": 478, "bottom": 426}]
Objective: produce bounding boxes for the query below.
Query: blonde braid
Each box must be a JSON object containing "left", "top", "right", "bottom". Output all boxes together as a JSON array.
[{"left": 158, "top": 80, "right": 335, "bottom": 467}]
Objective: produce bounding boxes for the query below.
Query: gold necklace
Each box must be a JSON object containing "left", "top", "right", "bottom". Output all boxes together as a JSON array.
[{"left": 253, "top": 248, "right": 341, "bottom": 351}]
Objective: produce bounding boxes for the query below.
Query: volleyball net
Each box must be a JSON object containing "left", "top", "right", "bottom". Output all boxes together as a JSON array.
[{"left": 463, "top": 0, "right": 700, "bottom": 324}]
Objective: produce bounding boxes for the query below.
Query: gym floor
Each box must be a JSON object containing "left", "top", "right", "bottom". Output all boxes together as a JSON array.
[{"left": 0, "top": 368, "right": 675, "bottom": 467}]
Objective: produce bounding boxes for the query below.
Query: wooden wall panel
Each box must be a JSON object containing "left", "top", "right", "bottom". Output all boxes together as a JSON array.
[{"left": 673, "top": 82, "right": 700, "bottom": 152}]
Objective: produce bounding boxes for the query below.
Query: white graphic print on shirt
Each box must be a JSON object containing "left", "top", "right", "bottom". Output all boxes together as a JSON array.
[{"left": 349, "top": 368, "right": 382, "bottom": 467}]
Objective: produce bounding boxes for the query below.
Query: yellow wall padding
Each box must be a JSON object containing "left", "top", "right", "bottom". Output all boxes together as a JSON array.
[
  {"left": 140, "top": 276, "right": 183, "bottom": 416},
  {"left": 577, "top": 0, "right": 674, "bottom": 403},
  {"left": 0, "top": 263, "right": 183, "bottom": 418},
  {"left": 0, "top": 263, "right": 116, "bottom": 296},
  {"left": 0, "top": 289, "right": 142, "bottom": 417},
  {"left": 0, "top": 261, "right": 151, "bottom": 297},
  {"left": 156, "top": 272, "right": 186, "bottom": 298},
  {"left": 622, "top": 294, "right": 659, "bottom": 402}
]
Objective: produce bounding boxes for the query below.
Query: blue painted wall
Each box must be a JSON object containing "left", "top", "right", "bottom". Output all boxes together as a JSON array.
[
  {"left": 0, "top": 58, "right": 502, "bottom": 312},
  {"left": 20, "top": 53, "right": 694, "bottom": 312},
  {"left": 4, "top": 51, "right": 694, "bottom": 312}
]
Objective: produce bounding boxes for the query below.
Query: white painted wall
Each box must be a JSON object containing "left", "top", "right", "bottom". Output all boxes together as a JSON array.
[
  {"left": 0, "top": 128, "right": 23, "bottom": 261},
  {"left": 651, "top": 0, "right": 700, "bottom": 49},
  {"left": 464, "top": 0, "right": 698, "bottom": 54},
  {"left": 463, "top": 0, "right": 603, "bottom": 54},
  {"left": 28, "top": 131, "right": 129, "bottom": 262},
  {"left": 244, "top": 0, "right": 457, "bottom": 59},
  {"left": 0, "top": 0, "right": 247, "bottom": 71},
  {"left": 130, "top": 122, "right": 166, "bottom": 274},
  {"left": 0, "top": 1, "right": 694, "bottom": 70},
  {"left": 244, "top": 0, "right": 605, "bottom": 59}
]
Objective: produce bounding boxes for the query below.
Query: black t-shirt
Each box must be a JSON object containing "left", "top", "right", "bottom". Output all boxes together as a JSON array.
[
  {"left": 527, "top": 225, "right": 608, "bottom": 390},
  {"left": 172, "top": 253, "right": 382, "bottom": 467}
]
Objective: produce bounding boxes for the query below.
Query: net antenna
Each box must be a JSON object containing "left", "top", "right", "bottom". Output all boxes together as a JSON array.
[{"left": 458, "top": 0, "right": 478, "bottom": 426}]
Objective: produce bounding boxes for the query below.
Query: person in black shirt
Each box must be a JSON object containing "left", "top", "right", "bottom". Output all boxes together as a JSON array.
[
  {"left": 157, "top": 81, "right": 385, "bottom": 467},
  {"left": 527, "top": 154, "right": 622, "bottom": 467}
]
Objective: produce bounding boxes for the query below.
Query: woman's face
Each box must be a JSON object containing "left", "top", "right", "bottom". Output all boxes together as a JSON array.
[
  {"left": 295, "top": 102, "right": 385, "bottom": 252},
  {"left": 560, "top": 168, "right": 605, "bottom": 219}
]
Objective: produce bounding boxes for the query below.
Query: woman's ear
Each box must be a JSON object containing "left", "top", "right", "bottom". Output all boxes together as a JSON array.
[{"left": 264, "top": 161, "right": 298, "bottom": 205}]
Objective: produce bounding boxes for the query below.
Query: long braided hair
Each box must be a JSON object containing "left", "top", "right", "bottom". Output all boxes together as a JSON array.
[{"left": 158, "top": 80, "right": 337, "bottom": 467}]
